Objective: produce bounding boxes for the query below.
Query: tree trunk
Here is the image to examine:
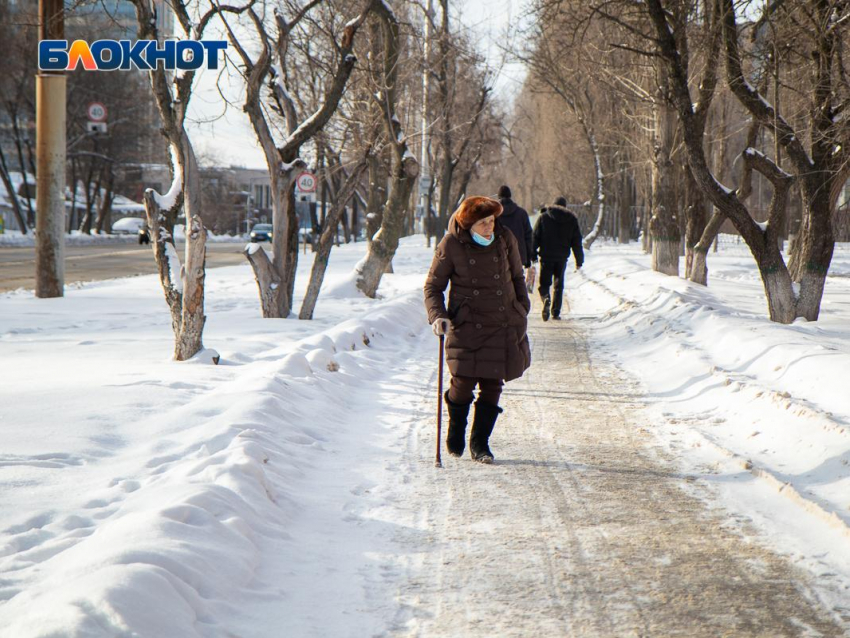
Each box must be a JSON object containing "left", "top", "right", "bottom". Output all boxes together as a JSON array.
[
  {"left": 176, "top": 213, "right": 207, "bottom": 361},
  {"left": 79, "top": 155, "right": 100, "bottom": 235},
  {"left": 791, "top": 185, "right": 834, "bottom": 320},
  {"left": 650, "top": 68, "right": 680, "bottom": 276},
  {"left": 143, "top": 190, "right": 185, "bottom": 339},
  {"left": 356, "top": 156, "right": 418, "bottom": 297},
  {"left": 366, "top": 151, "right": 387, "bottom": 244},
  {"left": 786, "top": 184, "right": 803, "bottom": 267},
  {"left": 437, "top": 159, "right": 455, "bottom": 236},
  {"left": 684, "top": 166, "right": 708, "bottom": 280},
  {"left": 11, "top": 109, "right": 35, "bottom": 228},
  {"left": 95, "top": 168, "right": 115, "bottom": 234},
  {"left": 581, "top": 121, "right": 606, "bottom": 249},
  {"left": 300, "top": 160, "right": 368, "bottom": 319},
  {"left": 245, "top": 242, "right": 282, "bottom": 318},
  {"left": 143, "top": 189, "right": 207, "bottom": 360},
  {"left": 687, "top": 209, "right": 725, "bottom": 285},
  {"left": 618, "top": 170, "right": 633, "bottom": 244},
  {"left": 0, "top": 146, "right": 27, "bottom": 234}
]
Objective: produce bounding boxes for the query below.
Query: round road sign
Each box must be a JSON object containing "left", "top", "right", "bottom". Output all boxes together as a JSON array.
[
  {"left": 296, "top": 172, "right": 316, "bottom": 193},
  {"left": 87, "top": 102, "right": 108, "bottom": 123}
]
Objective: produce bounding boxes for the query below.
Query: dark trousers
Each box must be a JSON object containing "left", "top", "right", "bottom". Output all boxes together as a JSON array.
[
  {"left": 538, "top": 259, "right": 567, "bottom": 317},
  {"left": 448, "top": 376, "right": 503, "bottom": 406}
]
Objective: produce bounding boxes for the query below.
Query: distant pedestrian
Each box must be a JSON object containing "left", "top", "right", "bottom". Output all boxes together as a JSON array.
[
  {"left": 532, "top": 196, "right": 584, "bottom": 321},
  {"left": 496, "top": 185, "right": 533, "bottom": 269},
  {"left": 424, "top": 196, "right": 531, "bottom": 464}
]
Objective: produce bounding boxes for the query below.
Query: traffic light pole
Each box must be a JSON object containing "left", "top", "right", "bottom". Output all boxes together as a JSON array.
[{"left": 35, "top": 0, "right": 66, "bottom": 298}]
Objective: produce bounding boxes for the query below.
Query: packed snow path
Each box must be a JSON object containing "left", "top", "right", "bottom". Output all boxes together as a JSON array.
[{"left": 390, "top": 315, "right": 846, "bottom": 637}]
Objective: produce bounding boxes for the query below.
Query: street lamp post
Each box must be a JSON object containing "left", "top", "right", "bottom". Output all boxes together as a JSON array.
[{"left": 35, "top": 0, "right": 66, "bottom": 298}]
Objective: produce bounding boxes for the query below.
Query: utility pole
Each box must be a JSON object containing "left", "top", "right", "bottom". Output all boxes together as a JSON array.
[
  {"left": 36, "top": 0, "right": 66, "bottom": 298},
  {"left": 420, "top": 0, "right": 434, "bottom": 247}
]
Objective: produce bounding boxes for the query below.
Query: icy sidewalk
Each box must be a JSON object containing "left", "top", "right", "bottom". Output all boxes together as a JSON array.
[{"left": 382, "top": 316, "right": 847, "bottom": 636}]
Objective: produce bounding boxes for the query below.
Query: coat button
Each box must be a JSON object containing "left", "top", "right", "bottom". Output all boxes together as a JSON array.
[
  {"left": 476, "top": 323, "right": 482, "bottom": 329},
  {"left": 472, "top": 278, "right": 478, "bottom": 284},
  {"left": 496, "top": 290, "right": 503, "bottom": 296},
  {"left": 502, "top": 322, "right": 507, "bottom": 328},
  {"left": 473, "top": 290, "right": 480, "bottom": 296},
  {"left": 499, "top": 306, "right": 505, "bottom": 311},
  {"left": 493, "top": 257, "right": 498, "bottom": 262},
  {"left": 494, "top": 274, "right": 500, "bottom": 280},
  {"left": 469, "top": 259, "right": 476, "bottom": 265}
]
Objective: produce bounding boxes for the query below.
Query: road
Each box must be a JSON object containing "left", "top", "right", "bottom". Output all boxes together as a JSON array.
[
  {"left": 0, "top": 242, "right": 251, "bottom": 292},
  {"left": 385, "top": 314, "right": 848, "bottom": 637}
]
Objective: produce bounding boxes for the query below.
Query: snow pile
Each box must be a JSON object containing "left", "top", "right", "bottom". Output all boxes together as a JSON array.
[
  {"left": 569, "top": 240, "right": 850, "bottom": 585},
  {"left": 0, "top": 237, "right": 435, "bottom": 636}
]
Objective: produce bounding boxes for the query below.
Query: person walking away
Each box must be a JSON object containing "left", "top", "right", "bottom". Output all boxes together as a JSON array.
[
  {"left": 496, "top": 185, "right": 533, "bottom": 269},
  {"left": 532, "top": 196, "right": 584, "bottom": 321},
  {"left": 424, "top": 196, "right": 531, "bottom": 464}
]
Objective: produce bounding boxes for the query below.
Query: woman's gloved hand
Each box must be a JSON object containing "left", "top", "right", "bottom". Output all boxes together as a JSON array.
[{"left": 431, "top": 318, "right": 450, "bottom": 336}]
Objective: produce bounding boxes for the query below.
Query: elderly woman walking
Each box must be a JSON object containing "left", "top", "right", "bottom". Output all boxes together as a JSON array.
[{"left": 424, "top": 196, "right": 531, "bottom": 463}]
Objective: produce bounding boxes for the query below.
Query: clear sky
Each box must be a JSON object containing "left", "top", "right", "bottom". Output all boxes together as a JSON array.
[{"left": 186, "top": 0, "right": 528, "bottom": 169}]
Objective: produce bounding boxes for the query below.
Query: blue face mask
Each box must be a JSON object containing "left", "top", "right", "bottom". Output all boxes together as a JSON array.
[{"left": 472, "top": 231, "right": 494, "bottom": 247}]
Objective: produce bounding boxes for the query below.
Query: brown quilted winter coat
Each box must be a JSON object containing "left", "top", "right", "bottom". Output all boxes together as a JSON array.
[{"left": 424, "top": 216, "right": 531, "bottom": 381}]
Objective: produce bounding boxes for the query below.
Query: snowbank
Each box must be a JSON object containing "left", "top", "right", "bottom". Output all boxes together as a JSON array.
[
  {"left": 569, "top": 240, "right": 850, "bottom": 600},
  {"left": 0, "top": 237, "right": 435, "bottom": 636}
]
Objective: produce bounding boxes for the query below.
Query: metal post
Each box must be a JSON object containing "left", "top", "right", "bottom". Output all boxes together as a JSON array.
[{"left": 36, "top": 0, "right": 66, "bottom": 298}]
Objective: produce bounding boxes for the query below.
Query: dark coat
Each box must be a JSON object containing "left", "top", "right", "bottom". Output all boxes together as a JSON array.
[
  {"left": 532, "top": 205, "right": 585, "bottom": 266},
  {"left": 424, "top": 216, "right": 531, "bottom": 382},
  {"left": 498, "top": 197, "right": 533, "bottom": 267}
]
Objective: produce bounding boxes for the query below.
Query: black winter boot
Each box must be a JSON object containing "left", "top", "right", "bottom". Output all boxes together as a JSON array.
[
  {"left": 444, "top": 392, "right": 472, "bottom": 457},
  {"left": 469, "top": 401, "right": 503, "bottom": 464},
  {"left": 541, "top": 295, "right": 551, "bottom": 322}
]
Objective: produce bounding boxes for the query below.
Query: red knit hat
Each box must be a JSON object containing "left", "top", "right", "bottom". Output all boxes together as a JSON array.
[{"left": 453, "top": 196, "right": 503, "bottom": 230}]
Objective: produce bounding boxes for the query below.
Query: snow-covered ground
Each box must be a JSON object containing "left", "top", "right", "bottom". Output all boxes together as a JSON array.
[{"left": 1, "top": 235, "right": 848, "bottom": 635}]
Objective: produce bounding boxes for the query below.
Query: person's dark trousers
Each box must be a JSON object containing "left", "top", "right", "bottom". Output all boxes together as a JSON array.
[
  {"left": 448, "top": 376, "right": 503, "bottom": 406},
  {"left": 538, "top": 259, "right": 568, "bottom": 317}
]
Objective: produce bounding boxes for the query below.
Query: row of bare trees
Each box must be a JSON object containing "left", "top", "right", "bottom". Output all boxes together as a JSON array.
[
  {"left": 122, "top": 0, "right": 498, "bottom": 359},
  {"left": 506, "top": 0, "right": 850, "bottom": 324}
]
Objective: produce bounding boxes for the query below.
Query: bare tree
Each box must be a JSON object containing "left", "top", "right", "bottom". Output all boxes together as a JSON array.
[
  {"left": 128, "top": 0, "right": 234, "bottom": 360},
  {"left": 300, "top": 154, "right": 369, "bottom": 319},
  {"left": 218, "top": 0, "right": 377, "bottom": 318},
  {"left": 355, "top": 1, "right": 420, "bottom": 297}
]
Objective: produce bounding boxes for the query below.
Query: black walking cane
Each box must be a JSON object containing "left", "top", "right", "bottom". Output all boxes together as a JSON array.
[{"left": 435, "top": 333, "right": 445, "bottom": 468}]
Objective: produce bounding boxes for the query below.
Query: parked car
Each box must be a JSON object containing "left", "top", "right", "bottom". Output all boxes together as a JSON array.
[
  {"left": 112, "top": 217, "right": 146, "bottom": 235},
  {"left": 112, "top": 216, "right": 149, "bottom": 243},
  {"left": 250, "top": 223, "right": 273, "bottom": 242}
]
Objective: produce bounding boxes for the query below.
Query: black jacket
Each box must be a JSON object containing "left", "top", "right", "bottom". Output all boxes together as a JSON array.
[
  {"left": 498, "top": 197, "right": 533, "bottom": 267},
  {"left": 532, "top": 205, "right": 585, "bottom": 266}
]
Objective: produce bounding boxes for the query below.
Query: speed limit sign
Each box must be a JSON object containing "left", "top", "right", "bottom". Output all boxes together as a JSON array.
[
  {"left": 296, "top": 172, "right": 316, "bottom": 193},
  {"left": 87, "top": 102, "right": 107, "bottom": 123}
]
